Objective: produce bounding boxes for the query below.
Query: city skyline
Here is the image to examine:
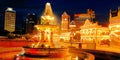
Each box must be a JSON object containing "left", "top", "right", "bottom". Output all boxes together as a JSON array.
[
  {"left": 0, "top": 1, "right": 120, "bottom": 60},
  {"left": 0, "top": 0, "right": 120, "bottom": 30}
]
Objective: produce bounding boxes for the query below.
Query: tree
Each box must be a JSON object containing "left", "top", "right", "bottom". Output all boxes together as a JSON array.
[{"left": 7, "top": 33, "right": 15, "bottom": 39}]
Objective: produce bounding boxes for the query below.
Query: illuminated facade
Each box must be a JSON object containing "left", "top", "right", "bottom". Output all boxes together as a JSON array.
[
  {"left": 74, "top": 9, "right": 95, "bottom": 28},
  {"left": 4, "top": 7, "right": 16, "bottom": 32},
  {"left": 61, "top": 11, "right": 70, "bottom": 31},
  {"left": 109, "top": 7, "right": 120, "bottom": 24},
  {"left": 109, "top": 7, "right": 120, "bottom": 44},
  {"left": 80, "top": 19, "right": 110, "bottom": 45}
]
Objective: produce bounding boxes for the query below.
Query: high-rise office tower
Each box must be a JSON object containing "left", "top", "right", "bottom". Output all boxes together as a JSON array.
[
  {"left": 25, "top": 13, "right": 37, "bottom": 34},
  {"left": 61, "top": 11, "right": 70, "bottom": 31},
  {"left": 4, "top": 7, "right": 16, "bottom": 32}
]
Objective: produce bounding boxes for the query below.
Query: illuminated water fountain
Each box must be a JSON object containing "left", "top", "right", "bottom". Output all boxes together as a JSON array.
[
  {"left": 22, "top": 2, "right": 68, "bottom": 58},
  {"left": 31, "top": 2, "right": 60, "bottom": 48},
  {"left": 16, "top": 2, "right": 95, "bottom": 60}
]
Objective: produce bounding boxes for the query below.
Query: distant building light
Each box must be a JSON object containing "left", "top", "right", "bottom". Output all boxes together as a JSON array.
[
  {"left": 33, "top": 13, "right": 35, "bottom": 15},
  {"left": 69, "top": 25, "right": 76, "bottom": 27},
  {"left": 28, "top": 13, "right": 35, "bottom": 15},
  {"left": 6, "top": 7, "right": 13, "bottom": 11},
  {"left": 26, "top": 19, "right": 28, "bottom": 21}
]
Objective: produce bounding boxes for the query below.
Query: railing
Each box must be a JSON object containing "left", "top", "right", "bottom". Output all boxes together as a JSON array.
[{"left": 65, "top": 42, "right": 96, "bottom": 49}]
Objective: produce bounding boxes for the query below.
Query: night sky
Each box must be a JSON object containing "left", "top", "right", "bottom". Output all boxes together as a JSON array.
[{"left": 0, "top": 0, "right": 120, "bottom": 30}]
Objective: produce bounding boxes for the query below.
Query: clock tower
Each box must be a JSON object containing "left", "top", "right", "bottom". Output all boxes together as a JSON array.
[{"left": 61, "top": 11, "right": 70, "bottom": 31}]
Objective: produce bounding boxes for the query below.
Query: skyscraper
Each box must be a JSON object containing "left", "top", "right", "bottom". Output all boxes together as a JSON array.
[
  {"left": 25, "top": 13, "right": 37, "bottom": 34},
  {"left": 61, "top": 11, "right": 70, "bottom": 31},
  {"left": 4, "top": 7, "right": 16, "bottom": 32}
]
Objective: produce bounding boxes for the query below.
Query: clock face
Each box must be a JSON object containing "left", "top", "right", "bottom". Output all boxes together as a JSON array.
[{"left": 64, "top": 18, "right": 67, "bottom": 20}]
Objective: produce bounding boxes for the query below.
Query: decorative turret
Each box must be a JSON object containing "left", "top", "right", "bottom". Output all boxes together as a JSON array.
[
  {"left": 109, "top": 9, "right": 112, "bottom": 23},
  {"left": 118, "top": 6, "right": 120, "bottom": 16},
  {"left": 109, "top": 6, "right": 120, "bottom": 24}
]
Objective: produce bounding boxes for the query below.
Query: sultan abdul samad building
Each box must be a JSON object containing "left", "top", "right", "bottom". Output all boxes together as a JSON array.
[{"left": 80, "top": 7, "right": 120, "bottom": 46}]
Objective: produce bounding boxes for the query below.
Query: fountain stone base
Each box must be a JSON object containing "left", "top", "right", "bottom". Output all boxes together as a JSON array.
[{"left": 23, "top": 47, "right": 68, "bottom": 58}]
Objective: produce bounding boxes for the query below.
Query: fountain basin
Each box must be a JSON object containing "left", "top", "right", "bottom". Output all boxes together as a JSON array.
[{"left": 23, "top": 47, "right": 68, "bottom": 58}]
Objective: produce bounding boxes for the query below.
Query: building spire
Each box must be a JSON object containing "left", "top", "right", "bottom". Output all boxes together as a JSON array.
[
  {"left": 118, "top": 6, "right": 120, "bottom": 16},
  {"left": 62, "top": 11, "right": 70, "bottom": 17},
  {"left": 109, "top": 9, "right": 112, "bottom": 24},
  {"left": 118, "top": 6, "right": 120, "bottom": 11},
  {"left": 63, "top": 11, "right": 67, "bottom": 15},
  {"left": 109, "top": 9, "right": 112, "bottom": 18}
]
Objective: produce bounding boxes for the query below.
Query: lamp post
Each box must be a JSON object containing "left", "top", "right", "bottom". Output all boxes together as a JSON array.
[{"left": 70, "top": 32, "right": 74, "bottom": 46}]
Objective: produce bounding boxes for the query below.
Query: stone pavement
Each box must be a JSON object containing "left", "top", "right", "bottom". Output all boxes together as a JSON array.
[{"left": 0, "top": 47, "right": 22, "bottom": 60}]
